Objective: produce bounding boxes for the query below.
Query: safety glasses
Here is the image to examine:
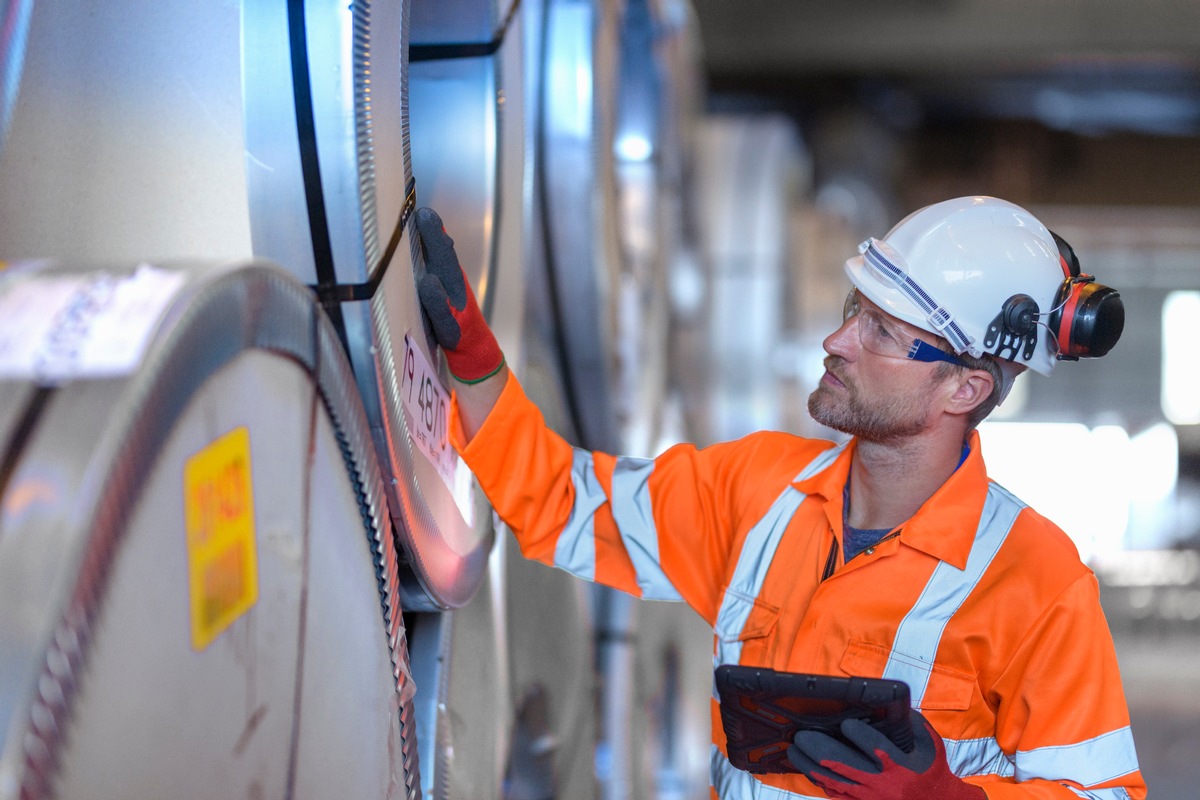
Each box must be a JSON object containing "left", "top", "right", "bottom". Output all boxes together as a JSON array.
[
  {"left": 842, "top": 290, "right": 970, "bottom": 368},
  {"left": 857, "top": 238, "right": 973, "bottom": 355}
]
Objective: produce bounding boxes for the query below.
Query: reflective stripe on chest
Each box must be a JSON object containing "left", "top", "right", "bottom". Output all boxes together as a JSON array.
[
  {"left": 713, "top": 443, "right": 845, "bottom": 668},
  {"left": 713, "top": 451, "right": 1026, "bottom": 709},
  {"left": 883, "top": 482, "right": 1024, "bottom": 704}
]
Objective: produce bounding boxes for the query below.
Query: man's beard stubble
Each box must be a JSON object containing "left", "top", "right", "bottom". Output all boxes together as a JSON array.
[{"left": 807, "top": 357, "right": 931, "bottom": 444}]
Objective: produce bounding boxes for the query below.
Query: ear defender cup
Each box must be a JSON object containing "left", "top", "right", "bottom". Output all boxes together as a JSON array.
[
  {"left": 1050, "top": 280, "right": 1125, "bottom": 360},
  {"left": 1046, "top": 229, "right": 1125, "bottom": 360}
]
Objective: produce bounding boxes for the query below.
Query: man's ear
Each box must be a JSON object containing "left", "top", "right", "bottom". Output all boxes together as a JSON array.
[{"left": 945, "top": 368, "right": 995, "bottom": 418}]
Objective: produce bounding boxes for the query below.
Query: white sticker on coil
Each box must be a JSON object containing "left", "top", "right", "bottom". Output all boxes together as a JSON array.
[
  {"left": 400, "top": 332, "right": 475, "bottom": 526},
  {"left": 0, "top": 265, "right": 185, "bottom": 383}
]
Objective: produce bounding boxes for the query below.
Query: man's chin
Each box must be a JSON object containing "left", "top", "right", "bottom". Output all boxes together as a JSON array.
[
  {"left": 807, "top": 392, "right": 920, "bottom": 444},
  {"left": 807, "top": 390, "right": 850, "bottom": 434}
]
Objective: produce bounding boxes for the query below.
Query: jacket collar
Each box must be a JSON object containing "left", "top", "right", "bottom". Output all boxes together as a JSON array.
[{"left": 793, "top": 431, "right": 989, "bottom": 571}]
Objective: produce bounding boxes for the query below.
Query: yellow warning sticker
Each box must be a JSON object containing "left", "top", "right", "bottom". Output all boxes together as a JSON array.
[{"left": 184, "top": 427, "right": 258, "bottom": 651}]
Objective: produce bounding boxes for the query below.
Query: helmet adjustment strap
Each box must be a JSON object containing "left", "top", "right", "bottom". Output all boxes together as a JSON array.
[{"left": 860, "top": 239, "right": 974, "bottom": 354}]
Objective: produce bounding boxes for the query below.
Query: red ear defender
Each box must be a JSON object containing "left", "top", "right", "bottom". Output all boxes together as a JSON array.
[{"left": 1046, "top": 232, "right": 1124, "bottom": 360}]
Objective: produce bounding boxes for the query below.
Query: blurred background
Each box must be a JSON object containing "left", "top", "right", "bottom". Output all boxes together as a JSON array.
[
  {"left": 0, "top": 0, "right": 1195, "bottom": 798},
  {"left": 691, "top": 2, "right": 1200, "bottom": 796}
]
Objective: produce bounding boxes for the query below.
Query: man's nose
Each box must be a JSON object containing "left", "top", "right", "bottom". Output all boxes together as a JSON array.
[{"left": 823, "top": 317, "right": 860, "bottom": 360}]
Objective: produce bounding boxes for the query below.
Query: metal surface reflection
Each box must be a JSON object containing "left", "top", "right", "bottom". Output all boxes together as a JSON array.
[
  {"left": 0, "top": 0, "right": 33, "bottom": 159},
  {"left": 0, "top": 261, "right": 417, "bottom": 800},
  {"left": 243, "top": 0, "right": 492, "bottom": 612},
  {"left": 0, "top": 2, "right": 250, "bottom": 261},
  {"left": 409, "top": 4, "right": 499, "bottom": 311},
  {"left": 537, "top": 0, "right": 700, "bottom": 456}
]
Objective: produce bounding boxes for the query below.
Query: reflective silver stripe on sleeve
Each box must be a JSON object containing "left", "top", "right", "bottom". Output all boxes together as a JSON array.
[
  {"left": 944, "top": 736, "right": 1014, "bottom": 779},
  {"left": 946, "top": 735, "right": 1135, "bottom": 799},
  {"left": 1015, "top": 726, "right": 1140, "bottom": 788},
  {"left": 553, "top": 448, "right": 606, "bottom": 581},
  {"left": 610, "top": 455, "right": 682, "bottom": 601},
  {"left": 884, "top": 483, "right": 1024, "bottom": 705},
  {"left": 711, "top": 746, "right": 825, "bottom": 800},
  {"left": 713, "top": 443, "right": 847, "bottom": 667},
  {"left": 1067, "top": 789, "right": 1132, "bottom": 800}
]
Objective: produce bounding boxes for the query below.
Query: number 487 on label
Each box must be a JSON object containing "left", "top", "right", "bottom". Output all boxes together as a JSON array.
[{"left": 401, "top": 333, "right": 474, "bottom": 525}]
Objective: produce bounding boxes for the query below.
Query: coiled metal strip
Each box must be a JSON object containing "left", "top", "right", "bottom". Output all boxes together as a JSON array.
[{"left": 12, "top": 263, "right": 420, "bottom": 800}]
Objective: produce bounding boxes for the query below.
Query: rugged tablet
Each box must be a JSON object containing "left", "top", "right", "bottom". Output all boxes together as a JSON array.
[{"left": 716, "top": 664, "right": 914, "bottom": 775}]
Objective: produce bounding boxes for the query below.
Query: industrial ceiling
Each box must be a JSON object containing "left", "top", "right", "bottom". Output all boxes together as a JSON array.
[
  {"left": 693, "top": 0, "right": 1200, "bottom": 141},
  {"left": 694, "top": 0, "right": 1200, "bottom": 78}
]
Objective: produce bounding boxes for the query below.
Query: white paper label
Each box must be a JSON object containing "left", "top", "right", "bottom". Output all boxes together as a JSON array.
[
  {"left": 0, "top": 264, "right": 185, "bottom": 383},
  {"left": 400, "top": 332, "right": 475, "bottom": 526}
]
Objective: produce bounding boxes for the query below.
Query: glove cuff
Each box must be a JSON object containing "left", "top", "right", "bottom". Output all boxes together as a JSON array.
[
  {"left": 444, "top": 279, "right": 505, "bottom": 383},
  {"left": 449, "top": 353, "right": 506, "bottom": 384}
]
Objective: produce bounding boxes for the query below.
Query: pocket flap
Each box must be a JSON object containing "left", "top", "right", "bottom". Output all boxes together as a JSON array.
[
  {"left": 841, "top": 639, "right": 975, "bottom": 711},
  {"left": 714, "top": 588, "right": 780, "bottom": 643}
]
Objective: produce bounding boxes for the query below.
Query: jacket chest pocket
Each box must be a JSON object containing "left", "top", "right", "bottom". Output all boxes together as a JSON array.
[
  {"left": 841, "top": 639, "right": 976, "bottom": 711},
  {"left": 714, "top": 588, "right": 781, "bottom": 663}
]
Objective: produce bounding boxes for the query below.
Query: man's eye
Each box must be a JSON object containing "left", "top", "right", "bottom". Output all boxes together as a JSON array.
[{"left": 870, "top": 318, "right": 895, "bottom": 341}]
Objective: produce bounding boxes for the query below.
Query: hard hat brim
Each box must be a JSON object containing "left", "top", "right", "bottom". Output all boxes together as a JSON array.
[{"left": 844, "top": 252, "right": 959, "bottom": 350}]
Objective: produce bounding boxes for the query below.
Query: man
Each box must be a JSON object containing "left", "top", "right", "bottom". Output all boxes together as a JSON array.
[{"left": 416, "top": 196, "right": 1145, "bottom": 799}]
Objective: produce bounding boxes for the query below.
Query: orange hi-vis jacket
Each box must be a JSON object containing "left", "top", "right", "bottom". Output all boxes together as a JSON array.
[{"left": 452, "top": 375, "right": 1146, "bottom": 800}]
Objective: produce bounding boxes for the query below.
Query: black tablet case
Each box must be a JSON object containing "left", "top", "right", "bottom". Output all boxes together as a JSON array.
[{"left": 716, "top": 664, "right": 914, "bottom": 774}]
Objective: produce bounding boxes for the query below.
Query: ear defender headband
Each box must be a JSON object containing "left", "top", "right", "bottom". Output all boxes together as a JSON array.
[{"left": 1047, "top": 232, "right": 1124, "bottom": 360}]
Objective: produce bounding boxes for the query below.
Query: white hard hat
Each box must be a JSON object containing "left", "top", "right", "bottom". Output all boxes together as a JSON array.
[{"left": 844, "top": 195, "right": 1122, "bottom": 377}]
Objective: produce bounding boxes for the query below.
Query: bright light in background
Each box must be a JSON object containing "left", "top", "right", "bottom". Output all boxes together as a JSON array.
[
  {"left": 978, "top": 422, "right": 1179, "bottom": 564},
  {"left": 1162, "top": 290, "right": 1200, "bottom": 424},
  {"left": 546, "top": 6, "right": 594, "bottom": 139},
  {"left": 616, "top": 133, "right": 653, "bottom": 161},
  {"left": 1129, "top": 422, "right": 1179, "bottom": 502}
]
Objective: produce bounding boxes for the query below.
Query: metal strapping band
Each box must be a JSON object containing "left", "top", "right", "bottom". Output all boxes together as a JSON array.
[
  {"left": 409, "top": 0, "right": 523, "bottom": 62},
  {"left": 0, "top": 385, "right": 53, "bottom": 504},
  {"left": 316, "top": 181, "right": 418, "bottom": 303},
  {"left": 287, "top": 0, "right": 345, "bottom": 337},
  {"left": 288, "top": 0, "right": 420, "bottom": 309}
]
